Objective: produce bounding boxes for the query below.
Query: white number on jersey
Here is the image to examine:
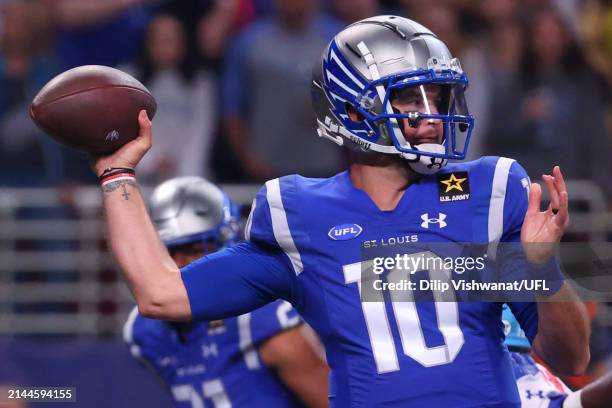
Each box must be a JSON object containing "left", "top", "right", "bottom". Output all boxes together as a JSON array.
[
  {"left": 343, "top": 251, "right": 465, "bottom": 373},
  {"left": 171, "top": 379, "right": 231, "bottom": 408}
]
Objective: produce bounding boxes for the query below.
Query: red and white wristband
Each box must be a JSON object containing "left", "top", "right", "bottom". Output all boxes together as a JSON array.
[{"left": 98, "top": 167, "right": 136, "bottom": 187}]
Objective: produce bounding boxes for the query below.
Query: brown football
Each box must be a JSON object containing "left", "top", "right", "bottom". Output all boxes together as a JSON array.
[{"left": 30, "top": 65, "right": 156, "bottom": 155}]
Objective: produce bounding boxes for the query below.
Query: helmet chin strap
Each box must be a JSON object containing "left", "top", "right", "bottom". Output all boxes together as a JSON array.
[{"left": 405, "top": 143, "right": 448, "bottom": 175}]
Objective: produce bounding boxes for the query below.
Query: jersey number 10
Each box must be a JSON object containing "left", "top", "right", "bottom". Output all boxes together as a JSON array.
[{"left": 343, "top": 251, "right": 465, "bottom": 373}]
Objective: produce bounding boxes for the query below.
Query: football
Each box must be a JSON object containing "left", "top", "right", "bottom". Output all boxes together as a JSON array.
[{"left": 30, "top": 65, "right": 157, "bottom": 155}]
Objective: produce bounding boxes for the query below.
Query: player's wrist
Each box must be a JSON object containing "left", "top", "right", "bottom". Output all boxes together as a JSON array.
[{"left": 98, "top": 167, "right": 136, "bottom": 187}]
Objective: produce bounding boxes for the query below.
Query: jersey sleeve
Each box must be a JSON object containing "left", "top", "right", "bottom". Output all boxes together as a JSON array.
[
  {"left": 495, "top": 159, "right": 564, "bottom": 296},
  {"left": 123, "top": 306, "right": 166, "bottom": 367},
  {"left": 181, "top": 179, "right": 301, "bottom": 322},
  {"left": 501, "top": 160, "right": 531, "bottom": 242},
  {"left": 249, "top": 300, "right": 303, "bottom": 347},
  {"left": 245, "top": 177, "right": 307, "bottom": 276}
]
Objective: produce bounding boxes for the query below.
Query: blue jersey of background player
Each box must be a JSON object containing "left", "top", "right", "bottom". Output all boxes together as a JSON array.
[
  {"left": 503, "top": 305, "right": 612, "bottom": 408},
  {"left": 123, "top": 177, "right": 329, "bottom": 408},
  {"left": 94, "top": 16, "right": 590, "bottom": 408}
]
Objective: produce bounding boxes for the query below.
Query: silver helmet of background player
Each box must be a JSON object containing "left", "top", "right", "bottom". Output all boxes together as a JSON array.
[
  {"left": 311, "top": 15, "right": 474, "bottom": 174},
  {"left": 149, "top": 177, "right": 240, "bottom": 249}
]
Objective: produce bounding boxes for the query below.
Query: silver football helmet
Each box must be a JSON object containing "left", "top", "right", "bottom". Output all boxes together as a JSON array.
[
  {"left": 149, "top": 177, "right": 240, "bottom": 249},
  {"left": 311, "top": 15, "right": 474, "bottom": 174}
]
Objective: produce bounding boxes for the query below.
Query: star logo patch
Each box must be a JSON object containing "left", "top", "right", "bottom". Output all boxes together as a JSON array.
[{"left": 437, "top": 171, "right": 470, "bottom": 202}]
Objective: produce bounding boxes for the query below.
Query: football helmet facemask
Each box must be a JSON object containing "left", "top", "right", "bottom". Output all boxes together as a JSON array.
[{"left": 311, "top": 15, "right": 475, "bottom": 174}]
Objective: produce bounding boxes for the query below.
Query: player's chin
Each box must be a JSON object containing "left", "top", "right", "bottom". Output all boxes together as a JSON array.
[
  {"left": 404, "top": 127, "right": 442, "bottom": 146},
  {"left": 409, "top": 134, "right": 442, "bottom": 146},
  {"left": 414, "top": 138, "right": 440, "bottom": 145}
]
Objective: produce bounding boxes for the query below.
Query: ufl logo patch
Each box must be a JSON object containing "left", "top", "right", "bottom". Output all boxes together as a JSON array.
[
  {"left": 437, "top": 171, "right": 470, "bottom": 202},
  {"left": 328, "top": 224, "right": 363, "bottom": 241}
]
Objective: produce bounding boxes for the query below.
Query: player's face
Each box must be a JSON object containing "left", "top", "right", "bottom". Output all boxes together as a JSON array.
[
  {"left": 390, "top": 84, "right": 444, "bottom": 145},
  {"left": 169, "top": 241, "right": 218, "bottom": 268}
]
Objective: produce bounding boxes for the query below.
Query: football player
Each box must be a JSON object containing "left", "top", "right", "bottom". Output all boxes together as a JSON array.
[
  {"left": 93, "top": 16, "right": 589, "bottom": 407},
  {"left": 123, "top": 177, "right": 328, "bottom": 408},
  {"left": 503, "top": 305, "right": 612, "bottom": 408}
]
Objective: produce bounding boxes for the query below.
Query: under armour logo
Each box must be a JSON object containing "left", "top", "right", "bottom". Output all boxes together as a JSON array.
[
  {"left": 105, "top": 130, "right": 120, "bottom": 142},
  {"left": 201, "top": 342, "right": 219, "bottom": 359},
  {"left": 421, "top": 212, "right": 447, "bottom": 229},
  {"left": 525, "top": 390, "right": 545, "bottom": 400}
]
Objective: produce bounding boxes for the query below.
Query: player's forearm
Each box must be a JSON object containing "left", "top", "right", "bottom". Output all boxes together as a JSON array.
[
  {"left": 282, "top": 364, "right": 329, "bottom": 408},
  {"left": 101, "top": 178, "right": 181, "bottom": 314},
  {"left": 260, "top": 327, "right": 329, "bottom": 408},
  {"left": 533, "top": 284, "right": 590, "bottom": 375}
]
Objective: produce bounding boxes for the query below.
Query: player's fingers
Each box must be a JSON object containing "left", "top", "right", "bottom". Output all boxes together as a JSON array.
[
  {"left": 552, "top": 166, "right": 567, "bottom": 195},
  {"left": 137, "top": 110, "right": 152, "bottom": 149},
  {"left": 138, "top": 110, "right": 152, "bottom": 133},
  {"left": 555, "top": 191, "right": 569, "bottom": 228},
  {"left": 527, "top": 183, "right": 542, "bottom": 215},
  {"left": 542, "top": 174, "right": 560, "bottom": 213}
]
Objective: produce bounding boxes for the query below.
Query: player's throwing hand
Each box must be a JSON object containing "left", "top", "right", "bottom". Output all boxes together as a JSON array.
[
  {"left": 91, "top": 110, "right": 153, "bottom": 176},
  {"left": 521, "top": 166, "right": 570, "bottom": 264}
]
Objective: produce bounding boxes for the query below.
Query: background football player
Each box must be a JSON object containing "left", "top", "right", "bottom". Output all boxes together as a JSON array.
[
  {"left": 123, "top": 177, "right": 328, "bottom": 408},
  {"left": 503, "top": 305, "right": 612, "bottom": 408},
  {"left": 93, "top": 16, "right": 589, "bottom": 407}
]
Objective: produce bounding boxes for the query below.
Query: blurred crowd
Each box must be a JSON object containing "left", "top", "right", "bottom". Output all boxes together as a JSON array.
[{"left": 0, "top": 0, "right": 610, "bottom": 195}]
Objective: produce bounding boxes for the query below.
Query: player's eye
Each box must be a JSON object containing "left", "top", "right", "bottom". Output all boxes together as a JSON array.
[
  {"left": 429, "top": 96, "right": 443, "bottom": 109},
  {"left": 392, "top": 95, "right": 421, "bottom": 108}
]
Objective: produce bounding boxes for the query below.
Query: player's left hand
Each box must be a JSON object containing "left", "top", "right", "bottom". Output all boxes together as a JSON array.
[{"left": 521, "top": 166, "right": 570, "bottom": 264}]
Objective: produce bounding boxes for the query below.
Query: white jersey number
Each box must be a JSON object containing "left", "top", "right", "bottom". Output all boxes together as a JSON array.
[
  {"left": 343, "top": 251, "right": 464, "bottom": 373},
  {"left": 171, "top": 379, "right": 231, "bottom": 408}
]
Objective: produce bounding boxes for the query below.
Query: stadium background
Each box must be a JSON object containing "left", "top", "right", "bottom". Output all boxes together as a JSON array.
[{"left": 0, "top": 0, "right": 611, "bottom": 406}]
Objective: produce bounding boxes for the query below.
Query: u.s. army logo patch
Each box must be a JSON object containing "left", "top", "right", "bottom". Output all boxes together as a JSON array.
[{"left": 437, "top": 171, "right": 470, "bottom": 202}]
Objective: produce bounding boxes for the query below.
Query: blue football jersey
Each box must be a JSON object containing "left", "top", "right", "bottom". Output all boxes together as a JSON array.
[
  {"left": 509, "top": 352, "right": 570, "bottom": 408},
  {"left": 124, "top": 299, "right": 304, "bottom": 408},
  {"left": 182, "top": 156, "right": 561, "bottom": 407}
]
